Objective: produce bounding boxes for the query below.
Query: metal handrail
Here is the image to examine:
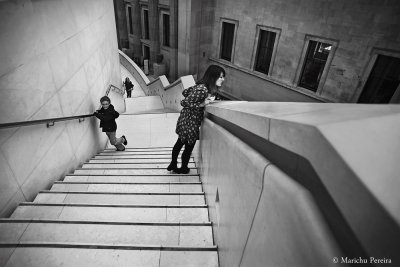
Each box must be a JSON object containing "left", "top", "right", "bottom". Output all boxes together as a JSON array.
[
  {"left": 0, "top": 114, "right": 94, "bottom": 129},
  {"left": 0, "top": 84, "right": 122, "bottom": 129}
]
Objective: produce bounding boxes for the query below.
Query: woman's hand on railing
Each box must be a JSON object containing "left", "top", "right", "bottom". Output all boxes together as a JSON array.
[{"left": 199, "top": 96, "right": 216, "bottom": 107}]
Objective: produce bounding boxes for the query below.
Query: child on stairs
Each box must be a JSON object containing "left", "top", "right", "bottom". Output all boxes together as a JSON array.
[{"left": 94, "top": 96, "right": 128, "bottom": 151}]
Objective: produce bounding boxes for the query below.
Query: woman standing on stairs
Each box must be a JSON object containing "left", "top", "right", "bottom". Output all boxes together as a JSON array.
[
  {"left": 167, "top": 65, "right": 226, "bottom": 174},
  {"left": 94, "top": 96, "right": 128, "bottom": 151}
]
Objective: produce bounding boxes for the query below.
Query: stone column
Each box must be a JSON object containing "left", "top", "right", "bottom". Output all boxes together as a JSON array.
[
  {"left": 113, "top": 0, "right": 124, "bottom": 49},
  {"left": 126, "top": 0, "right": 142, "bottom": 61},
  {"left": 169, "top": 0, "right": 179, "bottom": 80},
  {"left": 177, "top": 0, "right": 202, "bottom": 77},
  {"left": 148, "top": 0, "right": 160, "bottom": 67}
]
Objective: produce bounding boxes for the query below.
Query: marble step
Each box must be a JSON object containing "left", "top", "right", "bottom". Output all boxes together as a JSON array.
[
  {"left": 88, "top": 158, "right": 194, "bottom": 163},
  {"left": 63, "top": 175, "right": 200, "bottom": 183},
  {"left": 74, "top": 168, "right": 198, "bottom": 175},
  {"left": 81, "top": 162, "right": 196, "bottom": 169},
  {"left": 50, "top": 182, "right": 203, "bottom": 193},
  {"left": 11, "top": 205, "right": 210, "bottom": 222},
  {"left": 104, "top": 147, "right": 173, "bottom": 152},
  {"left": 0, "top": 220, "right": 214, "bottom": 246},
  {"left": 33, "top": 191, "right": 205, "bottom": 205},
  {"left": 94, "top": 154, "right": 177, "bottom": 159},
  {"left": 98, "top": 151, "right": 174, "bottom": 156},
  {"left": 0, "top": 246, "right": 218, "bottom": 267}
]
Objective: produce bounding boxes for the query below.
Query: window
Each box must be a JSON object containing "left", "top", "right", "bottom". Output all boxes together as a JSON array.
[
  {"left": 162, "top": 13, "right": 170, "bottom": 47},
  {"left": 299, "top": 41, "right": 332, "bottom": 92},
  {"left": 220, "top": 21, "right": 237, "bottom": 62},
  {"left": 143, "top": 45, "right": 150, "bottom": 60},
  {"left": 127, "top": 6, "right": 133, "bottom": 35},
  {"left": 358, "top": 55, "right": 400, "bottom": 103},
  {"left": 253, "top": 26, "right": 280, "bottom": 75},
  {"left": 142, "top": 8, "right": 149, "bottom": 40}
]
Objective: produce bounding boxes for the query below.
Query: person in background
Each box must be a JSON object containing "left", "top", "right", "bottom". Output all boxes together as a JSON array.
[
  {"left": 123, "top": 77, "right": 134, "bottom": 98},
  {"left": 94, "top": 96, "right": 127, "bottom": 151},
  {"left": 167, "top": 65, "right": 226, "bottom": 174}
]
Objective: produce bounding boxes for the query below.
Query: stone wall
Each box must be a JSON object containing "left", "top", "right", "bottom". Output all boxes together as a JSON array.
[
  {"left": 199, "top": 0, "right": 400, "bottom": 102},
  {"left": 202, "top": 102, "right": 400, "bottom": 265},
  {"left": 0, "top": 0, "right": 122, "bottom": 216}
]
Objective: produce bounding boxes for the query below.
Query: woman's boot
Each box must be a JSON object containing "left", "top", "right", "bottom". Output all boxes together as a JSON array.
[
  {"left": 167, "top": 139, "right": 184, "bottom": 172},
  {"left": 176, "top": 142, "right": 194, "bottom": 174},
  {"left": 167, "top": 161, "right": 178, "bottom": 172}
]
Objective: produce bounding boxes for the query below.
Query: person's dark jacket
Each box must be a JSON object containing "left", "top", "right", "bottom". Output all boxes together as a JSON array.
[{"left": 94, "top": 104, "right": 119, "bottom": 132}]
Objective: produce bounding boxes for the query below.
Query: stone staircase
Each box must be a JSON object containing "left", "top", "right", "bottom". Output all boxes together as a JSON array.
[{"left": 0, "top": 147, "right": 218, "bottom": 266}]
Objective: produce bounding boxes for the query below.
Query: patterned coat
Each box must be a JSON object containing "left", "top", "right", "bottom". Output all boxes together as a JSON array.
[{"left": 176, "top": 84, "right": 209, "bottom": 144}]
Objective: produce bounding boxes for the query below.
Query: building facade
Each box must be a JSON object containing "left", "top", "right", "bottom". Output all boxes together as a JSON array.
[{"left": 117, "top": 0, "right": 400, "bottom": 103}]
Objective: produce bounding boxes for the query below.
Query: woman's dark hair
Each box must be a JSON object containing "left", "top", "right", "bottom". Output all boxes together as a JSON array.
[
  {"left": 100, "top": 96, "right": 111, "bottom": 103},
  {"left": 197, "top": 65, "right": 225, "bottom": 94}
]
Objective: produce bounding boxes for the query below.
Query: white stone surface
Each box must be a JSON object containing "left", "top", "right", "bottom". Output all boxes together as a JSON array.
[
  {"left": 63, "top": 175, "right": 200, "bottom": 183},
  {"left": 11, "top": 206, "right": 63, "bottom": 220},
  {"left": 241, "top": 165, "right": 342, "bottom": 267},
  {"left": 160, "top": 251, "right": 218, "bottom": 267},
  {"left": 125, "top": 96, "right": 165, "bottom": 114},
  {"left": 81, "top": 163, "right": 195, "bottom": 168},
  {"left": 19, "top": 223, "right": 181, "bottom": 245},
  {"left": 88, "top": 158, "right": 193, "bottom": 163},
  {"left": 0, "top": 223, "right": 29, "bottom": 242},
  {"left": 57, "top": 206, "right": 168, "bottom": 222},
  {"left": 179, "top": 226, "right": 213, "bottom": 246},
  {"left": 62, "top": 193, "right": 181, "bottom": 205},
  {"left": 3, "top": 247, "right": 160, "bottom": 267},
  {"left": 167, "top": 208, "right": 209, "bottom": 223},
  {"left": 73, "top": 169, "right": 199, "bottom": 175},
  {"left": 199, "top": 119, "right": 268, "bottom": 267}
]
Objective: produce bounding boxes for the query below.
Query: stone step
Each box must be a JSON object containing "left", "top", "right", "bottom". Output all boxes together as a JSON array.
[
  {"left": 104, "top": 147, "right": 173, "bottom": 152},
  {"left": 0, "top": 220, "right": 214, "bottom": 246},
  {"left": 98, "top": 151, "right": 173, "bottom": 156},
  {"left": 73, "top": 168, "right": 198, "bottom": 175},
  {"left": 63, "top": 175, "right": 200, "bottom": 183},
  {"left": 81, "top": 162, "right": 196, "bottom": 169},
  {"left": 0, "top": 246, "right": 218, "bottom": 266},
  {"left": 11, "top": 205, "right": 210, "bottom": 222},
  {"left": 94, "top": 155, "right": 193, "bottom": 159},
  {"left": 33, "top": 192, "right": 205, "bottom": 205},
  {"left": 50, "top": 182, "right": 203, "bottom": 193},
  {"left": 88, "top": 158, "right": 194, "bottom": 163}
]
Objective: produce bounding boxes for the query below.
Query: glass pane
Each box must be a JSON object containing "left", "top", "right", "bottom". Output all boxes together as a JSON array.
[
  {"left": 128, "top": 7, "right": 133, "bottom": 34},
  {"left": 255, "top": 30, "right": 276, "bottom": 75},
  {"left": 143, "top": 46, "right": 150, "bottom": 60},
  {"left": 299, "top": 40, "right": 331, "bottom": 91},
  {"left": 163, "top": 14, "right": 170, "bottom": 47},
  {"left": 144, "top": 10, "right": 149, "bottom": 39},
  {"left": 220, "top": 22, "right": 235, "bottom": 61}
]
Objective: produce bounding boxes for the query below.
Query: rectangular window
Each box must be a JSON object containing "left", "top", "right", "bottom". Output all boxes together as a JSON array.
[
  {"left": 358, "top": 55, "right": 400, "bottom": 103},
  {"left": 128, "top": 6, "right": 133, "bottom": 34},
  {"left": 254, "top": 30, "right": 276, "bottom": 75},
  {"left": 143, "top": 9, "right": 149, "bottom": 40},
  {"left": 299, "top": 41, "right": 331, "bottom": 92},
  {"left": 163, "top": 14, "right": 170, "bottom": 47},
  {"left": 220, "top": 22, "right": 235, "bottom": 61},
  {"left": 143, "top": 45, "right": 150, "bottom": 60}
]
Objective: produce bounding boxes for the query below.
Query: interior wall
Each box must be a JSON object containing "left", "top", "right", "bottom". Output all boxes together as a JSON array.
[{"left": 0, "top": 0, "right": 122, "bottom": 217}]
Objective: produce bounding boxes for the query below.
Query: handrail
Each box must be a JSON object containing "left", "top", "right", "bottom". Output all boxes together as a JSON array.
[
  {"left": 0, "top": 114, "right": 94, "bottom": 129},
  {"left": 0, "top": 84, "right": 121, "bottom": 129}
]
